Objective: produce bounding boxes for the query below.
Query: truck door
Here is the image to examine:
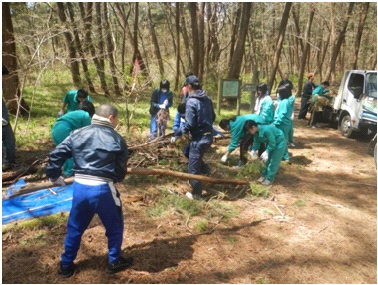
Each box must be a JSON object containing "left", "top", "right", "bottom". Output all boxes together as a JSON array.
[{"left": 345, "top": 72, "right": 365, "bottom": 128}]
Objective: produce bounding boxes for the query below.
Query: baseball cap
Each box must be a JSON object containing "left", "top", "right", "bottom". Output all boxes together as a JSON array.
[{"left": 185, "top": 75, "right": 200, "bottom": 85}]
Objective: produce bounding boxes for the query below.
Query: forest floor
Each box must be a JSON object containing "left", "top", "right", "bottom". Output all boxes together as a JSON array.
[{"left": 2, "top": 111, "right": 377, "bottom": 284}]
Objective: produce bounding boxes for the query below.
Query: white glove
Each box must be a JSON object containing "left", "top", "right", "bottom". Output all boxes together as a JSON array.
[
  {"left": 180, "top": 117, "right": 185, "bottom": 123},
  {"left": 260, "top": 151, "right": 269, "bottom": 163},
  {"left": 290, "top": 113, "right": 294, "bottom": 121},
  {"left": 170, "top": 137, "right": 177, "bottom": 144},
  {"left": 57, "top": 110, "right": 64, "bottom": 117},
  {"left": 221, "top": 154, "right": 228, "bottom": 163},
  {"left": 2, "top": 118, "right": 9, "bottom": 126},
  {"left": 159, "top": 104, "right": 166, "bottom": 109},
  {"left": 163, "top": 99, "right": 168, "bottom": 107},
  {"left": 250, "top": 150, "right": 257, "bottom": 159},
  {"left": 50, "top": 176, "right": 66, "bottom": 186}
]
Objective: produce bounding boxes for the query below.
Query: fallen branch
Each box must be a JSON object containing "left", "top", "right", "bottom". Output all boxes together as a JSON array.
[
  {"left": 127, "top": 167, "right": 250, "bottom": 185},
  {"left": 7, "top": 167, "right": 249, "bottom": 199}
]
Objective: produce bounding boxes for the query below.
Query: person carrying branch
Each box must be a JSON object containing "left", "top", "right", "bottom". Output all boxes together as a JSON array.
[
  {"left": 46, "top": 104, "right": 133, "bottom": 278},
  {"left": 170, "top": 75, "right": 216, "bottom": 200},
  {"left": 219, "top": 114, "right": 266, "bottom": 168},
  {"left": 307, "top": 81, "right": 330, "bottom": 128},
  {"left": 149, "top": 79, "right": 173, "bottom": 140}
]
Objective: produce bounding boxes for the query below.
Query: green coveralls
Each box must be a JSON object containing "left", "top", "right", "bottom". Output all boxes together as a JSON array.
[
  {"left": 51, "top": 110, "right": 92, "bottom": 176},
  {"left": 273, "top": 98, "right": 293, "bottom": 161},
  {"left": 228, "top": 114, "right": 265, "bottom": 153},
  {"left": 63, "top": 90, "right": 93, "bottom": 112},
  {"left": 251, "top": 125, "right": 286, "bottom": 182},
  {"left": 258, "top": 96, "right": 274, "bottom": 124}
]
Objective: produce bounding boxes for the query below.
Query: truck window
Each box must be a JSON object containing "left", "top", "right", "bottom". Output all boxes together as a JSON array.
[
  {"left": 347, "top": 73, "right": 364, "bottom": 99},
  {"left": 366, "top": 73, "right": 377, "bottom": 98}
]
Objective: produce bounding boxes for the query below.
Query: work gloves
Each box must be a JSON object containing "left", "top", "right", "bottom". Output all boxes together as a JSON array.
[
  {"left": 249, "top": 150, "right": 258, "bottom": 159},
  {"left": 159, "top": 99, "right": 169, "bottom": 109},
  {"left": 170, "top": 137, "right": 177, "bottom": 144},
  {"left": 2, "top": 118, "right": 8, "bottom": 126},
  {"left": 260, "top": 151, "right": 269, "bottom": 163},
  {"left": 221, "top": 154, "right": 228, "bottom": 163},
  {"left": 50, "top": 176, "right": 66, "bottom": 187}
]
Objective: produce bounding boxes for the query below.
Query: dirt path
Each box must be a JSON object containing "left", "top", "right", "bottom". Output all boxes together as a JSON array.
[{"left": 2, "top": 117, "right": 377, "bottom": 284}]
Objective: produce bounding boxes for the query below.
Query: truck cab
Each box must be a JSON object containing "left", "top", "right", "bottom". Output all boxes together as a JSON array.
[{"left": 333, "top": 70, "right": 377, "bottom": 138}]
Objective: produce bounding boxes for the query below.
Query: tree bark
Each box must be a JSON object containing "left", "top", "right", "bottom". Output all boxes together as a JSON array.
[
  {"left": 103, "top": 3, "right": 121, "bottom": 96},
  {"left": 175, "top": 3, "right": 180, "bottom": 90},
  {"left": 352, "top": 3, "right": 369, "bottom": 69},
  {"left": 268, "top": 2, "right": 292, "bottom": 93},
  {"left": 147, "top": 3, "right": 165, "bottom": 77},
  {"left": 56, "top": 2, "right": 81, "bottom": 87},
  {"left": 189, "top": 3, "right": 200, "bottom": 76},
  {"left": 297, "top": 6, "right": 315, "bottom": 97},
  {"left": 198, "top": 3, "right": 205, "bottom": 80},
  {"left": 80, "top": 2, "right": 109, "bottom": 95},
  {"left": 325, "top": 3, "right": 354, "bottom": 83},
  {"left": 66, "top": 2, "right": 95, "bottom": 93},
  {"left": 2, "top": 2, "right": 29, "bottom": 115},
  {"left": 227, "top": 3, "right": 252, "bottom": 79}
]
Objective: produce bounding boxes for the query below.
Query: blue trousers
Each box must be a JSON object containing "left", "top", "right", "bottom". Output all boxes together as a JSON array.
[
  {"left": 183, "top": 134, "right": 213, "bottom": 196},
  {"left": 61, "top": 181, "right": 124, "bottom": 268}
]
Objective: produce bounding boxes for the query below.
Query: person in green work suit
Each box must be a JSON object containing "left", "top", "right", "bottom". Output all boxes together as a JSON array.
[
  {"left": 219, "top": 114, "right": 266, "bottom": 167},
  {"left": 52, "top": 101, "right": 95, "bottom": 177},
  {"left": 58, "top": 88, "right": 93, "bottom": 116},
  {"left": 273, "top": 83, "right": 294, "bottom": 162},
  {"left": 244, "top": 120, "right": 286, "bottom": 186},
  {"left": 308, "top": 81, "right": 330, "bottom": 128}
]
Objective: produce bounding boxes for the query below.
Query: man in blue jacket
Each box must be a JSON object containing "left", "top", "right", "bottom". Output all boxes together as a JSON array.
[
  {"left": 171, "top": 75, "right": 216, "bottom": 200},
  {"left": 46, "top": 104, "right": 133, "bottom": 278}
]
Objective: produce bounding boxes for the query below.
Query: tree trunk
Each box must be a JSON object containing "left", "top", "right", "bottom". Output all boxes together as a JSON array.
[
  {"left": 174, "top": 2, "right": 180, "bottom": 90},
  {"left": 297, "top": 7, "right": 315, "bottom": 97},
  {"left": 56, "top": 2, "right": 81, "bottom": 87},
  {"left": 95, "top": 3, "right": 105, "bottom": 71},
  {"left": 198, "top": 3, "right": 205, "bottom": 80},
  {"left": 66, "top": 2, "right": 95, "bottom": 93},
  {"left": 352, "top": 3, "right": 369, "bottom": 69},
  {"left": 80, "top": 2, "right": 109, "bottom": 95},
  {"left": 227, "top": 3, "right": 252, "bottom": 79},
  {"left": 180, "top": 5, "right": 191, "bottom": 73},
  {"left": 130, "top": 3, "right": 148, "bottom": 77},
  {"left": 228, "top": 4, "right": 242, "bottom": 67},
  {"left": 147, "top": 3, "right": 165, "bottom": 77},
  {"left": 325, "top": 3, "right": 354, "bottom": 83},
  {"left": 268, "top": 2, "right": 292, "bottom": 93},
  {"left": 189, "top": 3, "right": 200, "bottom": 76},
  {"left": 2, "top": 2, "right": 29, "bottom": 115},
  {"left": 103, "top": 3, "right": 121, "bottom": 96}
]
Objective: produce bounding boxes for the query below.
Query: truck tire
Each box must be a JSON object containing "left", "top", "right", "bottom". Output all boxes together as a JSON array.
[{"left": 339, "top": 115, "right": 355, "bottom": 138}]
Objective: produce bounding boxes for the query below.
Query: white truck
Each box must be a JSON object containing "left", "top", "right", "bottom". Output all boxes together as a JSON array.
[{"left": 323, "top": 70, "right": 377, "bottom": 138}]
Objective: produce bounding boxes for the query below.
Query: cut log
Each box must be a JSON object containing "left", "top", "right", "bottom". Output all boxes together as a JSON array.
[{"left": 7, "top": 167, "right": 249, "bottom": 199}]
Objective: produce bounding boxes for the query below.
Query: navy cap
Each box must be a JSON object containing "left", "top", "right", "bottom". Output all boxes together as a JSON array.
[{"left": 185, "top": 75, "right": 200, "bottom": 85}]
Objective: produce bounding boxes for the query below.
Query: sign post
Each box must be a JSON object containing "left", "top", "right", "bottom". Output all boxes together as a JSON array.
[{"left": 217, "top": 79, "right": 242, "bottom": 115}]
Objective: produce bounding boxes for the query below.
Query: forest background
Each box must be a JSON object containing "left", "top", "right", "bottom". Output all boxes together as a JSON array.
[{"left": 2, "top": 2, "right": 377, "bottom": 140}]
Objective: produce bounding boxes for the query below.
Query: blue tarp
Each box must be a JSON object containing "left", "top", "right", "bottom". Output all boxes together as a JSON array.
[{"left": 2, "top": 179, "right": 73, "bottom": 225}]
